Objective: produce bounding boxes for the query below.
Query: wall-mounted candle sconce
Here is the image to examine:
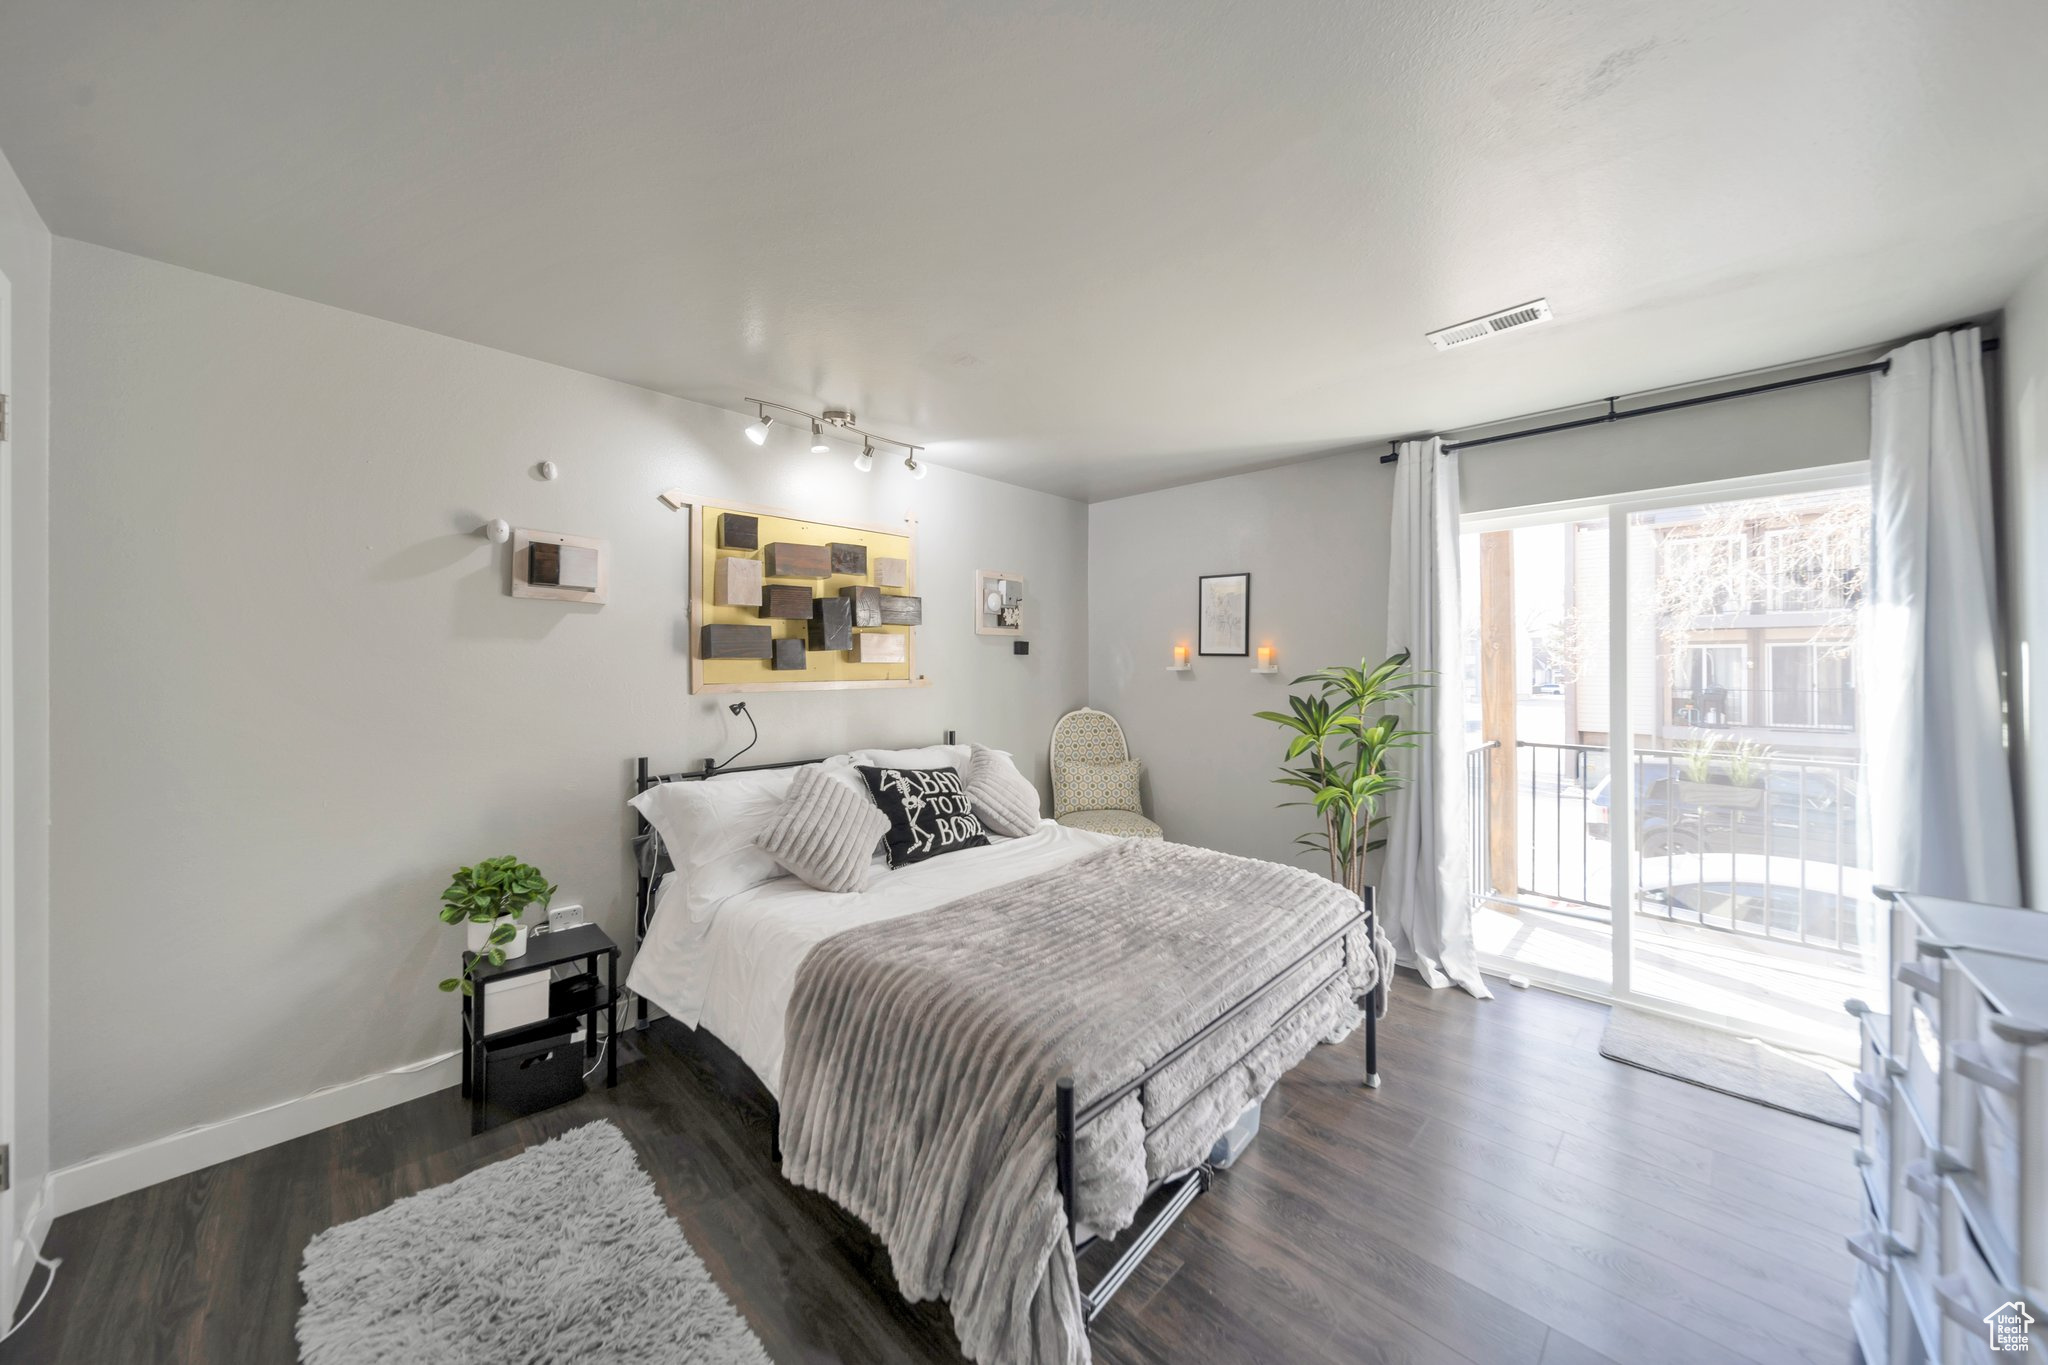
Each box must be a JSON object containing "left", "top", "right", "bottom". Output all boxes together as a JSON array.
[
  {"left": 1168, "top": 643, "right": 1191, "bottom": 672},
  {"left": 1252, "top": 644, "right": 1279, "bottom": 674}
]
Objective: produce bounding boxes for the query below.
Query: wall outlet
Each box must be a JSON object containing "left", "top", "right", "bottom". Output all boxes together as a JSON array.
[{"left": 548, "top": 903, "right": 587, "bottom": 933}]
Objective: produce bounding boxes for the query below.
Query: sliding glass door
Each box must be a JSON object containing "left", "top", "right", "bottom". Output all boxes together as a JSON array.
[
  {"left": 1461, "top": 516, "right": 1616, "bottom": 992},
  {"left": 1464, "top": 466, "right": 1880, "bottom": 1060}
]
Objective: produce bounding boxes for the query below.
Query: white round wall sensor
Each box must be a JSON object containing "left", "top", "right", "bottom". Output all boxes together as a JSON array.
[
  {"left": 537, "top": 460, "right": 560, "bottom": 481},
  {"left": 485, "top": 518, "right": 511, "bottom": 544},
  {"left": 985, "top": 590, "right": 1005, "bottom": 614}
]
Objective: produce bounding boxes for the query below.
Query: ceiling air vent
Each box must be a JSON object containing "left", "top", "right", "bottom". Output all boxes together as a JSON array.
[{"left": 1427, "top": 298, "right": 1554, "bottom": 351}]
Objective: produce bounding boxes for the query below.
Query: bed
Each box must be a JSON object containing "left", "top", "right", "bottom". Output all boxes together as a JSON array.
[{"left": 626, "top": 737, "right": 1389, "bottom": 1365}]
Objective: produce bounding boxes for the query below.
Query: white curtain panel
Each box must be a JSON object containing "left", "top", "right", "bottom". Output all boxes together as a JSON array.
[
  {"left": 1867, "top": 327, "right": 2022, "bottom": 905},
  {"left": 1382, "top": 437, "right": 1491, "bottom": 997}
]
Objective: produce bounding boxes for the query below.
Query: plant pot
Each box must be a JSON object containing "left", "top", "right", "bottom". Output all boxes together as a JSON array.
[
  {"left": 1674, "top": 779, "right": 1767, "bottom": 811},
  {"left": 466, "top": 919, "right": 529, "bottom": 960}
]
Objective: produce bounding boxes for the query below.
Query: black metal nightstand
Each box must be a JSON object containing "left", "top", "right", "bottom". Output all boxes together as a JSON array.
[{"left": 460, "top": 923, "right": 618, "bottom": 1134}]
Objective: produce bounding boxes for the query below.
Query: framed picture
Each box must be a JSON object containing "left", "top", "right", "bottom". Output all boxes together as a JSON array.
[
  {"left": 1198, "top": 573, "right": 1250, "bottom": 656},
  {"left": 974, "top": 569, "right": 1025, "bottom": 635}
]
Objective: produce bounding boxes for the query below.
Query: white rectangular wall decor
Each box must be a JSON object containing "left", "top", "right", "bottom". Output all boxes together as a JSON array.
[{"left": 510, "top": 529, "right": 608, "bottom": 603}]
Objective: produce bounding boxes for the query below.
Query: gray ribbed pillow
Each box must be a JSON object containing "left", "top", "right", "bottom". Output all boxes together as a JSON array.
[
  {"left": 756, "top": 764, "right": 890, "bottom": 893},
  {"left": 966, "top": 744, "right": 1042, "bottom": 838}
]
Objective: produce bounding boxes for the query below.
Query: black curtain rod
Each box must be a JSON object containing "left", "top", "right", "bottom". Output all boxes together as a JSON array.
[{"left": 1378, "top": 336, "right": 2001, "bottom": 463}]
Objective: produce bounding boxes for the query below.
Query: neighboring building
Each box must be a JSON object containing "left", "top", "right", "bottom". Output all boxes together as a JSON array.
[{"left": 1544, "top": 493, "right": 1863, "bottom": 761}]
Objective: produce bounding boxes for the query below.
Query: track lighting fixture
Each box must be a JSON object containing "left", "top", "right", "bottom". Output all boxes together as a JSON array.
[{"left": 740, "top": 396, "right": 928, "bottom": 477}]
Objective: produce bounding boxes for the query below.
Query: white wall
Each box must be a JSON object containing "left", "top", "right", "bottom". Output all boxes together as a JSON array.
[
  {"left": 49, "top": 240, "right": 1088, "bottom": 1173},
  {"left": 1086, "top": 373, "right": 1872, "bottom": 873},
  {"left": 1089, "top": 452, "right": 1394, "bottom": 865},
  {"left": 0, "top": 143, "right": 52, "bottom": 1311},
  {"left": 2002, "top": 257, "right": 2048, "bottom": 904}
]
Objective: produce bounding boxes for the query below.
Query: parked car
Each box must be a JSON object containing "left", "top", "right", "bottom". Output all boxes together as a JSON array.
[
  {"left": 1638, "top": 853, "right": 1873, "bottom": 947},
  {"left": 1589, "top": 761, "right": 1862, "bottom": 862}
]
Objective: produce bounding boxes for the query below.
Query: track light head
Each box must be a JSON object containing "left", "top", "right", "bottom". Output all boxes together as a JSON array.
[
  {"left": 905, "top": 453, "right": 927, "bottom": 480},
  {"left": 743, "top": 405, "right": 772, "bottom": 445},
  {"left": 854, "top": 440, "right": 874, "bottom": 474},
  {"left": 810, "top": 420, "right": 830, "bottom": 454}
]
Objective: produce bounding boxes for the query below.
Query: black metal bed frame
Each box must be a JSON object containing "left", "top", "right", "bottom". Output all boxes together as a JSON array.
[{"left": 630, "top": 734, "right": 1383, "bottom": 1332}]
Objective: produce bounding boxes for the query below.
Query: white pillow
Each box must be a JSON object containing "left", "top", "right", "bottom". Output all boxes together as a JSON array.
[
  {"left": 629, "top": 766, "right": 797, "bottom": 922},
  {"left": 837, "top": 744, "right": 972, "bottom": 772}
]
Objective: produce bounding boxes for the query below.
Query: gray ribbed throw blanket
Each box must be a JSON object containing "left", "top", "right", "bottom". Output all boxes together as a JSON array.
[{"left": 779, "top": 839, "right": 1392, "bottom": 1365}]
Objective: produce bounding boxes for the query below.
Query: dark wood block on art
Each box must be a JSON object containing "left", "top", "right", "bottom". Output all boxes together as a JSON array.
[
  {"left": 829, "top": 542, "right": 868, "bottom": 576},
  {"left": 772, "top": 638, "right": 808, "bottom": 671},
  {"left": 761, "top": 584, "right": 814, "bottom": 620},
  {"left": 808, "top": 596, "right": 854, "bottom": 651},
  {"left": 877, "top": 594, "right": 923, "bottom": 625},
  {"left": 764, "top": 542, "right": 831, "bottom": 578},
  {"left": 529, "top": 542, "right": 562, "bottom": 584},
  {"left": 840, "top": 585, "right": 882, "bottom": 627},
  {"left": 719, "top": 513, "right": 759, "bottom": 551},
  {"left": 527, "top": 541, "right": 600, "bottom": 591},
  {"left": 700, "top": 624, "right": 773, "bottom": 660}
]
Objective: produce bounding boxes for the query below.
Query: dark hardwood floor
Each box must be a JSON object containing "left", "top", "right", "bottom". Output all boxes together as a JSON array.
[{"left": 2, "top": 975, "right": 1861, "bottom": 1364}]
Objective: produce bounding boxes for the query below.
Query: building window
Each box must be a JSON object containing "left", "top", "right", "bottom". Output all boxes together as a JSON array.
[
  {"left": 1660, "top": 534, "right": 1747, "bottom": 615},
  {"left": 1764, "top": 527, "right": 1853, "bottom": 613},
  {"left": 1675, "top": 643, "right": 1747, "bottom": 725},
  {"left": 1766, "top": 642, "right": 1855, "bottom": 729}
]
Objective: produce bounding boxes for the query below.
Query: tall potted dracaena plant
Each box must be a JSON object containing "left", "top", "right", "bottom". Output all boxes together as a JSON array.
[{"left": 1256, "top": 651, "right": 1428, "bottom": 899}]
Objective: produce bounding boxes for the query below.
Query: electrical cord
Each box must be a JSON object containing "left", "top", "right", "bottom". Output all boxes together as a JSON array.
[
  {"left": 705, "top": 702, "right": 757, "bottom": 772},
  {"left": 1, "top": 1250, "right": 61, "bottom": 1344},
  {"left": 582, "top": 985, "right": 637, "bottom": 1078}
]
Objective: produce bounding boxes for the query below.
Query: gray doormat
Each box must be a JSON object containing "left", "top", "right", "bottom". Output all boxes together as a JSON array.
[
  {"left": 298, "top": 1121, "right": 771, "bottom": 1365},
  {"left": 1599, "top": 1008, "right": 1858, "bottom": 1130}
]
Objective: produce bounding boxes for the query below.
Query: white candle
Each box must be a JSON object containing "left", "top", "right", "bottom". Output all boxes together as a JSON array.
[
  {"left": 1174, "top": 644, "right": 1188, "bottom": 667},
  {"left": 1257, "top": 645, "right": 1273, "bottom": 668}
]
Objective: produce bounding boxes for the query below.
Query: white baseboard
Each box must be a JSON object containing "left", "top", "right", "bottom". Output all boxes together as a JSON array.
[
  {"left": 49, "top": 1052, "right": 459, "bottom": 1218},
  {"left": 9, "top": 1178, "right": 52, "bottom": 1316}
]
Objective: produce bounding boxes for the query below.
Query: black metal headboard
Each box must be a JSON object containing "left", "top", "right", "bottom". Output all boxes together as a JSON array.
[{"left": 631, "top": 729, "right": 958, "bottom": 944}]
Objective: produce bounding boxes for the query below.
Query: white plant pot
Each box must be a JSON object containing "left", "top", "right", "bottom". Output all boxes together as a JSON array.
[{"left": 466, "top": 919, "right": 529, "bottom": 960}]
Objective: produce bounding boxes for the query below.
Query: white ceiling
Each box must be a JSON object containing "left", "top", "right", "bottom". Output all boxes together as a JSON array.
[{"left": 4, "top": 1, "right": 2048, "bottom": 501}]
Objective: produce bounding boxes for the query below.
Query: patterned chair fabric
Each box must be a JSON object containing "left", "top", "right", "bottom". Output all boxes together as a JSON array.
[
  {"left": 1049, "top": 707, "right": 1163, "bottom": 839},
  {"left": 1057, "top": 807, "right": 1164, "bottom": 840}
]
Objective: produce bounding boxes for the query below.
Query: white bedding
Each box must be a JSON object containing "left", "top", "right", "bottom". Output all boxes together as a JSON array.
[{"left": 627, "top": 819, "right": 1117, "bottom": 1097}]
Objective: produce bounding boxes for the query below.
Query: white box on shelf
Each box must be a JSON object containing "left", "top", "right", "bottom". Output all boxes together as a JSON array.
[{"left": 482, "top": 971, "right": 552, "bottom": 1037}]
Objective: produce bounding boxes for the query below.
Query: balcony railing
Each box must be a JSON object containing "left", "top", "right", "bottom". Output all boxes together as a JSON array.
[{"left": 1467, "top": 740, "right": 1867, "bottom": 952}]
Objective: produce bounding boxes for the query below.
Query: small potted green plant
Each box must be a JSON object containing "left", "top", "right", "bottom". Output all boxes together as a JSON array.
[
  {"left": 1674, "top": 736, "right": 1770, "bottom": 810},
  {"left": 436, "top": 855, "right": 557, "bottom": 996}
]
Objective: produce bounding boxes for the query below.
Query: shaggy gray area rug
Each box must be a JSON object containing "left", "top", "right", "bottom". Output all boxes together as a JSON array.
[
  {"left": 1600, "top": 1008, "right": 1857, "bottom": 1130},
  {"left": 298, "top": 1121, "right": 771, "bottom": 1365}
]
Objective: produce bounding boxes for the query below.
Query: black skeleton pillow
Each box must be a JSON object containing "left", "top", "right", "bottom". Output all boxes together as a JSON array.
[{"left": 856, "top": 765, "right": 991, "bottom": 868}]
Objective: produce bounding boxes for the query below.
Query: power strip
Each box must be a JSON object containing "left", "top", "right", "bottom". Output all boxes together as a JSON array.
[{"left": 547, "top": 903, "right": 586, "bottom": 933}]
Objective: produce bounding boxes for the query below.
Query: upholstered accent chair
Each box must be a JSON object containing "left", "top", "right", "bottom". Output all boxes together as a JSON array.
[{"left": 1048, "top": 707, "right": 1163, "bottom": 840}]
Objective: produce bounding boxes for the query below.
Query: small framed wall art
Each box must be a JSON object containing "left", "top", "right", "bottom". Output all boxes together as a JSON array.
[
  {"left": 1197, "top": 572, "right": 1249, "bottom": 656},
  {"left": 511, "top": 529, "right": 608, "bottom": 604},
  {"left": 974, "top": 570, "right": 1024, "bottom": 636}
]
